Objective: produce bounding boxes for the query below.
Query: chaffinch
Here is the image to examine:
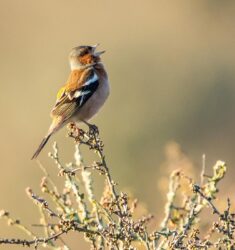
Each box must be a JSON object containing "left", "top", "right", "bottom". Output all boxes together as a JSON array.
[{"left": 32, "top": 44, "right": 110, "bottom": 159}]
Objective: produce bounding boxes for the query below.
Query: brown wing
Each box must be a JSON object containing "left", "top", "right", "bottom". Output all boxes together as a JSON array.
[{"left": 50, "top": 68, "right": 99, "bottom": 121}]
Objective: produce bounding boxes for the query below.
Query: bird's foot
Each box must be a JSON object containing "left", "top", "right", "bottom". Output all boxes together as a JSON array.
[
  {"left": 89, "top": 124, "right": 99, "bottom": 134},
  {"left": 82, "top": 121, "right": 99, "bottom": 135}
]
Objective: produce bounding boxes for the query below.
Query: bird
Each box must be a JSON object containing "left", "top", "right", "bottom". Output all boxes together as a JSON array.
[{"left": 31, "top": 44, "right": 110, "bottom": 159}]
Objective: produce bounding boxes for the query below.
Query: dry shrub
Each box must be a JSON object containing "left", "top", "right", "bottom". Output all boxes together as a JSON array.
[{"left": 0, "top": 125, "right": 234, "bottom": 249}]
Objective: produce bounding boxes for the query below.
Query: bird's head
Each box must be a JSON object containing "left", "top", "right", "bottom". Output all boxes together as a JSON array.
[{"left": 69, "top": 44, "right": 105, "bottom": 70}]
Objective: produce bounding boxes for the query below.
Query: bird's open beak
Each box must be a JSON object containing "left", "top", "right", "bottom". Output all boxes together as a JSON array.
[{"left": 92, "top": 44, "right": 105, "bottom": 56}]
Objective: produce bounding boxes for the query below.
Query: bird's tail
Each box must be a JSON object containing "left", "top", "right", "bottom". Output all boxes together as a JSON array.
[{"left": 31, "top": 133, "right": 52, "bottom": 160}]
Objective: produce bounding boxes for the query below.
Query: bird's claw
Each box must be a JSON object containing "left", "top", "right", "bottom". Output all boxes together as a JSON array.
[{"left": 88, "top": 124, "right": 99, "bottom": 135}]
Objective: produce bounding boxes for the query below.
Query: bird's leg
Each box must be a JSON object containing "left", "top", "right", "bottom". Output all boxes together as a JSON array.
[{"left": 82, "top": 120, "right": 99, "bottom": 134}]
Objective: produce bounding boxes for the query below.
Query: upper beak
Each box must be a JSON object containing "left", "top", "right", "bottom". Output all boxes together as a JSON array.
[
  {"left": 94, "top": 50, "right": 105, "bottom": 56},
  {"left": 92, "top": 44, "right": 105, "bottom": 56}
]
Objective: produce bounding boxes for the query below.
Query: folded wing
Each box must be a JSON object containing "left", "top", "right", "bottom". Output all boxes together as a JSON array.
[{"left": 51, "top": 69, "right": 99, "bottom": 121}]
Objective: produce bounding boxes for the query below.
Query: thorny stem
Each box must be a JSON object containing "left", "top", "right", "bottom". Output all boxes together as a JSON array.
[
  {"left": 0, "top": 231, "right": 65, "bottom": 247},
  {"left": 91, "top": 130, "right": 122, "bottom": 214},
  {"left": 70, "top": 125, "right": 123, "bottom": 216},
  {"left": 193, "top": 184, "right": 221, "bottom": 216},
  {"left": 26, "top": 188, "right": 60, "bottom": 218},
  {"left": 82, "top": 127, "right": 118, "bottom": 199},
  {"left": 0, "top": 225, "right": 99, "bottom": 248},
  {"left": 97, "top": 143, "right": 118, "bottom": 199}
]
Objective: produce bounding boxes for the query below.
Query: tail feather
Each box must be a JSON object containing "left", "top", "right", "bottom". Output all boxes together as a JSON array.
[{"left": 31, "top": 134, "right": 52, "bottom": 160}]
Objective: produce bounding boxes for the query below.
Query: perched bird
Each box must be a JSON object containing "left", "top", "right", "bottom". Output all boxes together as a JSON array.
[{"left": 32, "top": 44, "right": 110, "bottom": 159}]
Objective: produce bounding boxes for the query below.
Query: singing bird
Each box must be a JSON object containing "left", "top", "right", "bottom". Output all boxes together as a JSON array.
[{"left": 32, "top": 45, "right": 110, "bottom": 159}]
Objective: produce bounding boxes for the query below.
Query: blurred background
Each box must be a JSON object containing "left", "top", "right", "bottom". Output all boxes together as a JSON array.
[{"left": 0, "top": 0, "right": 235, "bottom": 249}]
